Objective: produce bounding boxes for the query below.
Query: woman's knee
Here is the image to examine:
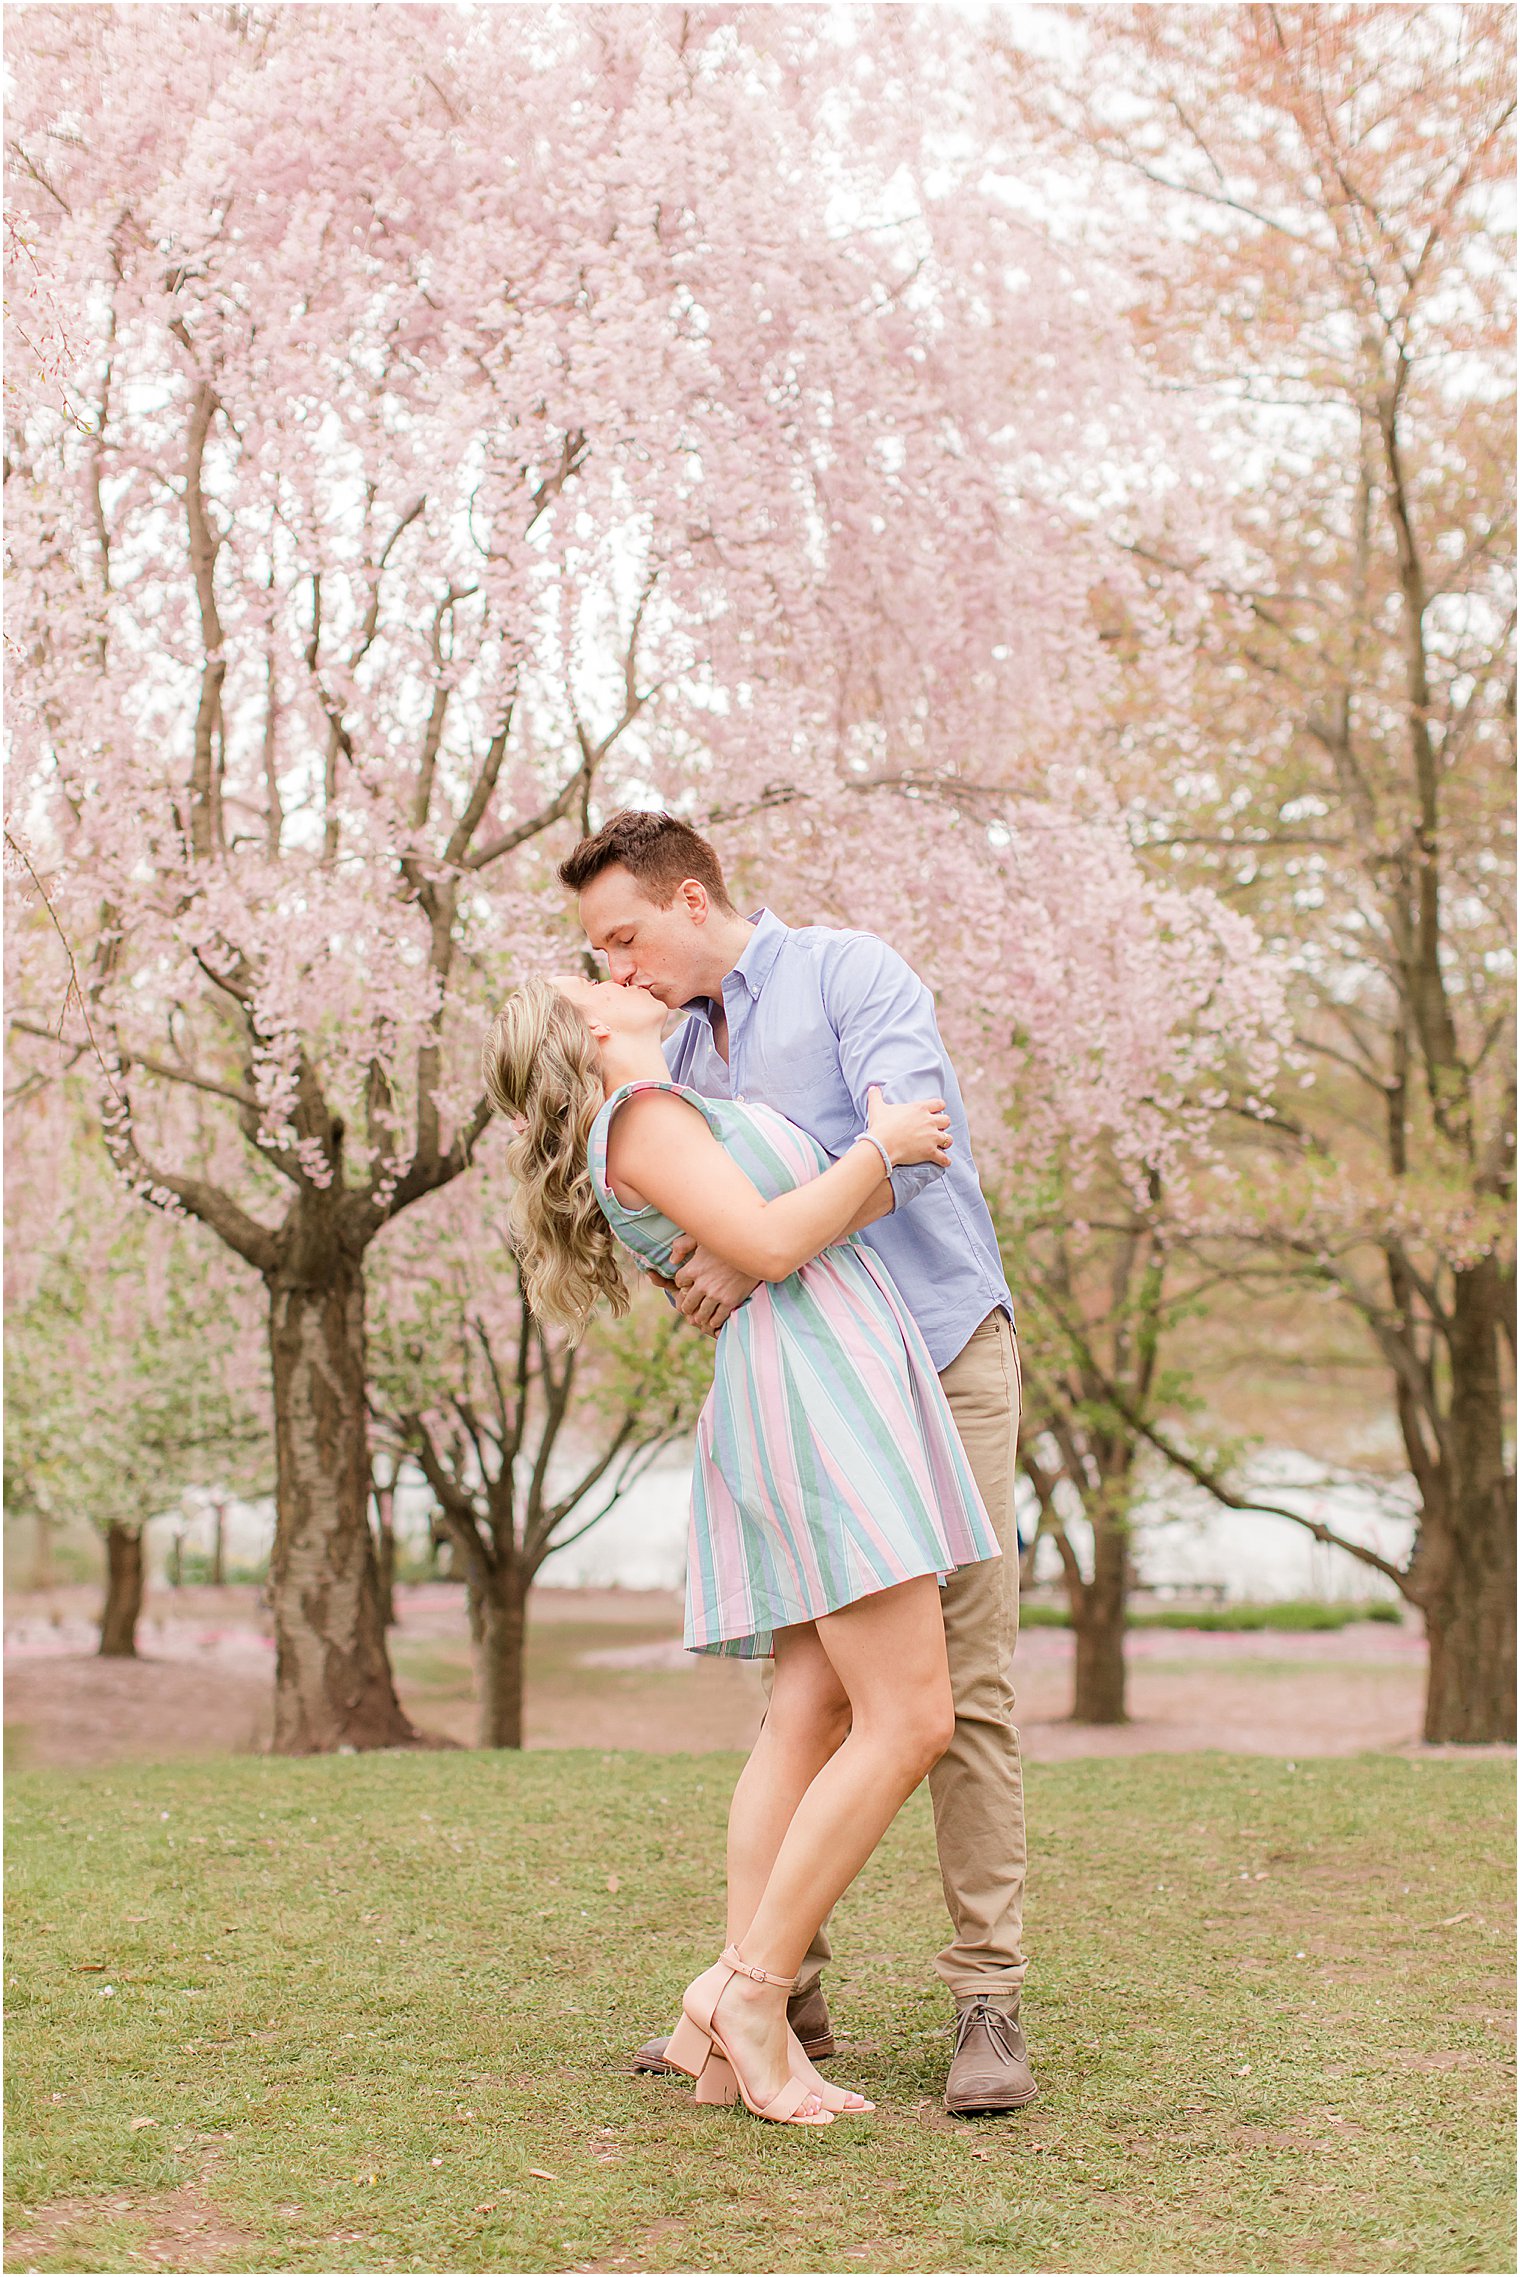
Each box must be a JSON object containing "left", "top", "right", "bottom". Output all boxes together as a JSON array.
[
  {"left": 817, "top": 1575, "right": 954, "bottom": 1770},
  {"left": 766, "top": 1667, "right": 851, "bottom": 1754},
  {"left": 860, "top": 1679, "right": 953, "bottom": 1779},
  {"left": 911, "top": 1685, "right": 957, "bottom": 1774}
]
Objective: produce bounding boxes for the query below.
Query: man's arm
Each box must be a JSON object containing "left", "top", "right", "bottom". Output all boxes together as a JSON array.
[
  {"left": 822, "top": 931, "right": 952, "bottom": 1212},
  {"left": 668, "top": 1240, "right": 755, "bottom": 1334}
]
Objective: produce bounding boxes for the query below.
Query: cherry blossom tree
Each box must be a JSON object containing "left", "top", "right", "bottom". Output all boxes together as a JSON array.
[
  {"left": 8, "top": 3, "right": 1201, "bottom": 1752},
  {"left": 724, "top": 778, "right": 1292, "bottom": 1728},
  {"left": 1003, "top": 3, "right": 1516, "bottom": 1740}
]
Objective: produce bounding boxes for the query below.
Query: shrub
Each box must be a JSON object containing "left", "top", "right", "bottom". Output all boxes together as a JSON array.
[{"left": 1017, "top": 1598, "right": 1404, "bottom": 1632}]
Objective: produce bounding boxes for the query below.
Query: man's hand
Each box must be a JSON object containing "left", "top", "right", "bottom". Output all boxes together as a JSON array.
[{"left": 670, "top": 1234, "right": 759, "bottom": 1336}]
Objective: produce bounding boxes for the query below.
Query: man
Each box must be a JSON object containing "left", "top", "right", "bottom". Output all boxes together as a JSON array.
[{"left": 558, "top": 809, "right": 1034, "bottom": 2115}]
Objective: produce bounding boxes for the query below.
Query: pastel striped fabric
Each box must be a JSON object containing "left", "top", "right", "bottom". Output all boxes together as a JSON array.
[{"left": 587, "top": 1080, "right": 1001, "bottom": 1659}]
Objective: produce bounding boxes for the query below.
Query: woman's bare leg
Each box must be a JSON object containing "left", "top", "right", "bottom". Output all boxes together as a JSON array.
[
  {"left": 722, "top": 1623, "right": 868, "bottom": 2109},
  {"left": 709, "top": 1575, "right": 954, "bottom": 2110},
  {"left": 725, "top": 1622, "right": 850, "bottom": 1950}
]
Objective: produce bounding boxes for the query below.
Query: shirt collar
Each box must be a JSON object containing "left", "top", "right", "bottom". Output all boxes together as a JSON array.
[
  {"left": 726, "top": 907, "right": 787, "bottom": 1003},
  {"left": 680, "top": 908, "right": 789, "bottom": 1026}
]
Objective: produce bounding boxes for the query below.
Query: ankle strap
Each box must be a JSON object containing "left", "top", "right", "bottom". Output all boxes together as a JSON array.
[{"left": 721, "top": 1942, "right": 797, "bottom": 1991}]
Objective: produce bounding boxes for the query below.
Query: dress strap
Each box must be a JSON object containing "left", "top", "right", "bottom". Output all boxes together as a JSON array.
[
  {"left": 604, "top": 1077, "right": 723, "bottom": 1132},
  {"left": 587, "top": 1079, "right": 723, "bottom": 1212}
]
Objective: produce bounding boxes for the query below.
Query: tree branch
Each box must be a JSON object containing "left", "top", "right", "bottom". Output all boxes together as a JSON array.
[{"left": 9, "top": 1018, "right": 258, "bottom": 1111}]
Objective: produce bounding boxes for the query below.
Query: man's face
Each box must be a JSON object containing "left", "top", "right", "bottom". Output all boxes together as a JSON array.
[{"left": 577, "top": 866, "right": 715, "bottom": 1009}]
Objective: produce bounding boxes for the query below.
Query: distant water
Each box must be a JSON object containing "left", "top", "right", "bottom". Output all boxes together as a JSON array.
[
  {"left": 149, "top": 1441, "right": 1414, "bottom": 1605},
  {"left": 533, "top": 1442, "right": 1414, "bottom": 1603},
  {"left": 1071, "top": 1455, "right": 1414, "bottom": 1604},
  {"left": 535, "top": 1449, "right": 693, "bottom": 1591}
]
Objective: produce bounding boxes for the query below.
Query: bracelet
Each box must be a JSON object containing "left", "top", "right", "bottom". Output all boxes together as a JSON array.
[{"left": 856, "top": 1131, "right": 896, "bottom": 1183}]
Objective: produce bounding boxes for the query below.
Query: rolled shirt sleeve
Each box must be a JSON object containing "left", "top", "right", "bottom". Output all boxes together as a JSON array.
[{"left": 820, "top": 933, "right": 953, "bottom": 1210}]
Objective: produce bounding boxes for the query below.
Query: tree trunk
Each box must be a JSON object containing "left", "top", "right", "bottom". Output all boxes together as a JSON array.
[
  {"left": 98, "top": 1523, "right": 144, "bottom": 1658},
  {"left": 210, "top": 1497, "right": 226, "bottom": 1586},
  {"left": 1071, "top": 1513, "right": 1129, "bottom": 1724},
  {"left": 267, "top": 1247, "right": 420, "bottom": 1753},
  {"left": 30, "top": 1512, "right": 55, "bottom": 1592},
  {"left": 1421, "top": 1259, "right": 1516, "bottom": 1743},
  {"left": 372, "top": 1475, "right": 397, "bottom": 1629},
  {"left": 471, "top": 1567, "right": 530, "bottom": 1749}
]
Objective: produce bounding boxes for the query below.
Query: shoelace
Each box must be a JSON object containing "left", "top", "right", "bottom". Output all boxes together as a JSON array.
[{"left": 953, "top": 1998, "right": 1024, "bottom": 2062}]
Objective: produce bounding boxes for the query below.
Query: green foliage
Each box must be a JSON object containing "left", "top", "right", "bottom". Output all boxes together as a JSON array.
[
  {"left": 589, "top": 1292, "right": 717, "bottom": 1442},
  {"left": 391, "top": 1546, "right": 456, "bottom": 1586},
  {"left": 4, "top": 1208, "right": 271, "bottom": 1546},
  {"left": 169, "top": 1550, "right": 269, "bottom": 1589},
  {"left": 1020, "top": 1598, "right": 1405, "bottom": 1632},
  {"left": 1136, "top": 1600, "right": 1382, "bottom": 1633},
  {"left": 5, "top": 1753, "right": 1512, "bottom": 2274}
]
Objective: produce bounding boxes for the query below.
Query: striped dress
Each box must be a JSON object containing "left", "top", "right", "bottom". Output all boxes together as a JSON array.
[{"left": 587, "top": 1079, "right": 1000, "bottom": 1659}]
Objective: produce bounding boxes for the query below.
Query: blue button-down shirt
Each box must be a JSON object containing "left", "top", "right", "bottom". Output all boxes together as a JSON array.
[{"left": 663, "top": 908, "right": 1014, "bottom": 1371}]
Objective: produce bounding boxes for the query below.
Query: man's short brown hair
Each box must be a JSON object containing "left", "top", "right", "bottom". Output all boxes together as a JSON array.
[{"left": 557, "top": 809, "right": 735, "bottom": 912}]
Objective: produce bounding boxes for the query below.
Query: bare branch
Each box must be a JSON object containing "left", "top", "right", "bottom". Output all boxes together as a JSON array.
[
  {"left": 463, "top": 759, "right": 591, "bottom": 873},
  {"left": 102, "top": 1105, "right": 279, "bottom": 1273},
  {"left": 534, "top": 1428, "right": 680, "bottom": 1562},
  {"left": 9, "top": 1018, "right": 257, "bottom": 1111},
  {"left": 1125, "top": 1407, "right": 1412, "bottom": 1595},
  {"left": 176, "top": 364, "right": 227, "bottom": 860}
]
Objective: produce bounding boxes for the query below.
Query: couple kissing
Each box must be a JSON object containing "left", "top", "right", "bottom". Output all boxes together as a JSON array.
[{"left": 482, "top": 809, "right": 1033, "bottom": 2126}]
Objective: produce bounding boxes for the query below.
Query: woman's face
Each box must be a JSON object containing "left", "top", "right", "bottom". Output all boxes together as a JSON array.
[{"left": 551, "top": 973, "right": 666, "bottom": 1050}]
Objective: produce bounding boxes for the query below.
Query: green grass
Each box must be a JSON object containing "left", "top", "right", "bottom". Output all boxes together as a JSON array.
[
  {"left": 5, "top": 1754, "right": 1513, "bottom": 2274},
  {"left": 1019, "top": 1599, "right": 1405, "bottom": 1632}
]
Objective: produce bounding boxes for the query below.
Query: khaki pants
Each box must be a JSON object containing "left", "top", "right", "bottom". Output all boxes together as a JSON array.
[{"left": 768, "top": 1309, "right": 1028, "bottom": 2002}]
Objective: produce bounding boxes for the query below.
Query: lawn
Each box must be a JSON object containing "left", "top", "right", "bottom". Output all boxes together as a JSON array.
[{"left": 5, "top": 1752, "right": 1513, "bottom": 2275}]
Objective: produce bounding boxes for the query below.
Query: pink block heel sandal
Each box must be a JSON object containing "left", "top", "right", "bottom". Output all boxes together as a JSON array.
[{"left": 663, "top": 1947, "right": 834, "bottom": 2126}]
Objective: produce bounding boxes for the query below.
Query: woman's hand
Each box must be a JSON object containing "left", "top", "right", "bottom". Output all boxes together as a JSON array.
[{"left": 866, "top": 1084, "right": 953, "bottom": 1169}]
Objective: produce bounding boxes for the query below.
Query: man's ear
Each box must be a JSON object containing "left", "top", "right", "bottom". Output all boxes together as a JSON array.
[{"left": 677, "top": 877, "right": 709, "bottom": 924}]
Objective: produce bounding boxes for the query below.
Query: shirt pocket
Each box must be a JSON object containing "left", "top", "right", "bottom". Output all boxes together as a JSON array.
[{"left": 750, "top": 1035, "right": 847, "bottom": 1124}]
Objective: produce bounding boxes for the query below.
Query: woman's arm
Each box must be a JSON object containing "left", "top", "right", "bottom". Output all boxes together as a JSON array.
[
  {"left": 660, "top": 1179, "right": 894, "bottom": 1336},
  {"left": 608, "top": 1087, "right": 947, "bottom": 1284}
]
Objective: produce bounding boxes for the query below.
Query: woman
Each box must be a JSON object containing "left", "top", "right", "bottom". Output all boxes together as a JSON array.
[{"left": 483, "top": 974, "right": 1000, "bottom": 2127}]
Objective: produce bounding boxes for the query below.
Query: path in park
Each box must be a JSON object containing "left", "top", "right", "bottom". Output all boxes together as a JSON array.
[{"left": 2, "top": 1582, "right": 1452, "bottom": 1771}]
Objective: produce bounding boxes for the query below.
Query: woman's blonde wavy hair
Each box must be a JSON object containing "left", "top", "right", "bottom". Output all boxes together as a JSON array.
[{"left": 480, "top": 978, "right": 630, "bottom": 1340}]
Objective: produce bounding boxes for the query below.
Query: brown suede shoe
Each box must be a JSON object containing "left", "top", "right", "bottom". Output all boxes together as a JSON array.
[
  {"left": 943, "top": 1995, "right": 1037, "bottom": 2115},
  {"left": 632, "top": 1978, "right": 836, "bottom": 2072}
]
